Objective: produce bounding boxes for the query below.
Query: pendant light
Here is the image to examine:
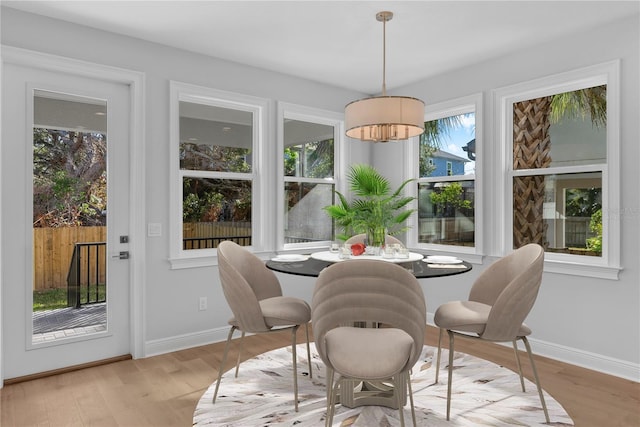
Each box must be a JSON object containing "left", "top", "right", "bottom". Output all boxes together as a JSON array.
[{"left": 345, "top": 11, "right": 425, "bottom": 142}]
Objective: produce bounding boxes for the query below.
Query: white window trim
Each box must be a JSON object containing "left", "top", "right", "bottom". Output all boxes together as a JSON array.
[
  {"left": 276, "top": 102, "right": 346, "bottom": 252},
  {"left": 494, "top": 60, "right": 621, "bottom": 280},
  {"left": 168, "top": 81, "right": 270, "bottom": 269},
  {"left": 405, "top": 93, "right": 483, "bottom": 263}
]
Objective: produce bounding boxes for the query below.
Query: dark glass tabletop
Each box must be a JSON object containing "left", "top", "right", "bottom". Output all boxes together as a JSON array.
[{"left": 266, "top": 255, "right": 472, "bottom": 279}]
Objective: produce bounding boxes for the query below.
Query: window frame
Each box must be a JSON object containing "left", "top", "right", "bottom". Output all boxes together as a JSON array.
[
  {"left": 495, "top": 61, "right": 621, "bottom": 279},
  {"left": 169, "top": 81, "right": 271, "bottom": 269},
  {"left": 405, "top": 93, "right": 483, "bottom": 260},
  {"left": 276, "top": 102, "right": 346, "bottom": 252}
]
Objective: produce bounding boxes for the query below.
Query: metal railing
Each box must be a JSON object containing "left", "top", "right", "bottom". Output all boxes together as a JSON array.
[
  {"left": 66, "top": 242, "right": 107, "bottom": 308},
  {"left": 182, "top": 236, "right": 252, "bottom": 250}
]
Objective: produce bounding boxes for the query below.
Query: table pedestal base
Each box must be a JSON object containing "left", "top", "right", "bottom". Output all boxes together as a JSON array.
[{"left": 339, "top": 376, "right": 407, "bottom": 409}]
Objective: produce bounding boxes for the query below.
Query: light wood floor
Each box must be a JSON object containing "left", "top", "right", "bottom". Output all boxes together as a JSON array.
[{"left": 1, "top": 326, "right": 638, "bottom": 426}]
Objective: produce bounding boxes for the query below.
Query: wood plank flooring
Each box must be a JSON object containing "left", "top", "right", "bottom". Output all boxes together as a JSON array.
[{"left": 1, "top": 326, "right": 638, "bottom": 426}]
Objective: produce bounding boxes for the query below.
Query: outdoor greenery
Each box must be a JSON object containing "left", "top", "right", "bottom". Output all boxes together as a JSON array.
[
  {"left": 429, "top": 182, "right": 472, "bottom": 217},
  {"left": 33, "top": 129, "right": 107, "bottom": 227},
  {"left": 33, "top": 286, "right": 106, "bottom": 311},
  {"left": 180, "top": 142, "right": 252, "bottom": 222},
  {"left": 324, "top": 164, "right": 414, "bottom": 245}
]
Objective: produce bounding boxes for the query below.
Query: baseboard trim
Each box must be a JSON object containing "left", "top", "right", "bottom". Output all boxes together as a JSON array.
[
  {"left": 147, "top": 321, "right": 639, "bottom": 383},
  {"left": 144, "top": 327, "right": 230, "bottom": 357},
  {"left": 425, "top": 314, "right": 639, "bottom": 382},
  {"left": 527, "top": 337, "right": 639, "bottom": 382}
]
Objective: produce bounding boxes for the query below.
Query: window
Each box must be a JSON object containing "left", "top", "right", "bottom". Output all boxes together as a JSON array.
[
  {"left": 410, "top": 94, "right": 481, "bottom": 253},
  {"left": 497, "top": 61, "right": 620, "bottom": 278},
  {"left": 170, "top": 82, "right": 269, "bottom": 268},
  {"left": 277, "top": 103, "right": 344, "bottom": 250}
]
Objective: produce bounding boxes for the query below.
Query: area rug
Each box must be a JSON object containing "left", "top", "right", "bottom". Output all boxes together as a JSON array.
[{"left": 194, "top": 344, "right": 573, "bottom": 426}]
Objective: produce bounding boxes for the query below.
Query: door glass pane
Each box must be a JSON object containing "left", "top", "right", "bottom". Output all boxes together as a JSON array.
[{"left": 32, "top": 90, "right": 108, "bottom": 343}]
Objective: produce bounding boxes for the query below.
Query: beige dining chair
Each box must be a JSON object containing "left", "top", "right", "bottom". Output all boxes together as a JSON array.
[
  {"left": 433, "top": 243, "right": 550, "bottom": 423},
  {"left": 213, "top": 240, "right": 312, "bottom": 412},
  {"left": 312, "top": 259, "right": 426, "bottom": 427},
  {"left": 345, "top": 233, "right": 404, "bottom": 246}
]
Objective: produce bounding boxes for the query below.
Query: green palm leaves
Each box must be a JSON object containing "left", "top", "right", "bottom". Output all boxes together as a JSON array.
[{"left": 324, "top": 164, "right": 415, "bottom": 242}]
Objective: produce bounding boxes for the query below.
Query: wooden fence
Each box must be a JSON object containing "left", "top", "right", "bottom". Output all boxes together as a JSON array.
[
  {"left": 33, "top": 226, "right": 106, "bottom": 291},
  {"left": 33, "top": 222, "right": 251, "bottom": 290}
]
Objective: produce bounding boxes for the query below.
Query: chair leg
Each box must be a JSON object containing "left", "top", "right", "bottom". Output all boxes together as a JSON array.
[
  {"left": 435, "top": 327, "right": 443, "bottom": 383},
  {"left": 521, "top": 336, "right": 550, "bottom": 423},
  {"left": 234, "top": 331, "right": 245, "bottom": 378},
  {"left": 394, "top": 374, "right": 406, "bottom": 427},
  {"left": 213, "top": 325, "right": 237, "bottom": 403},
  {"left": 291, "top": 325, "right": 299, "bottom": 412},
  {"left": 407, "top": 371, "right": 417, "bottom": 427},
  {"left": 305, "top": 323, "right": 313, "bottom": 379},
  {"left": 512, "top": 340, "right": 526, "bottom": 392},
  {"left": 446, "top": 330, "right": 455, "bottom": 421},
  {"left": 326, "top": 368, "right": 336, "bottom": 427}
]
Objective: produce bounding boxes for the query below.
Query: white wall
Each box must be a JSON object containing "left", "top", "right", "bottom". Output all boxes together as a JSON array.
[
  {"left": 1, "top": 7, "right": 638, "bottom": 381},
  {"left": 380, "top": 14, "right": 640, "bottom": 380}
]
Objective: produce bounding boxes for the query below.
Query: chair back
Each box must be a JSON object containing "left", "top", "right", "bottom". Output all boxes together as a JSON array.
[
  {"left": 217, "top": 241, "right": 283, "bottom": 333},
  {"left": 345, "top": 233, "right": 404, "bottom": 246},
  {"left": 469, "top": 243, "right": 544, "bottom": 341},
  {"left": 312, "top": 259, "right": 426, "bottom": 372}
]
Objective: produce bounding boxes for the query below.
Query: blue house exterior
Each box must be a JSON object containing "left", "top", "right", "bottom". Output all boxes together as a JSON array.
[{"left": 428, "top": 149, "right": 469, "bottom": 177}]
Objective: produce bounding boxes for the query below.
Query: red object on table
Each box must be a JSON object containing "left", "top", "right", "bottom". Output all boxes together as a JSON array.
[{"left": 351, "top": 243, "right": 366, "bottom": 256}]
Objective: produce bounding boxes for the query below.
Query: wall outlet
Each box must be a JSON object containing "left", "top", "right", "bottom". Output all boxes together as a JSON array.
[{"left": 199, "top": 296, "right": 207, "bottom": 311}]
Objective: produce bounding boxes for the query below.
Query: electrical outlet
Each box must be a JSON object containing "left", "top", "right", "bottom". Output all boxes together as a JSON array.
[{"left": 199, "top": 296, "right": 207, "bottom": 311}]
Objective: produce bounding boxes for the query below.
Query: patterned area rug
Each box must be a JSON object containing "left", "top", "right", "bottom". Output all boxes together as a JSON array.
[{"left": 194, "top": 344, "right": 573, "bottom": 426}]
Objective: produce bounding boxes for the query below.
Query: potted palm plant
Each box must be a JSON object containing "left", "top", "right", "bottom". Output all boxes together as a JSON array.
[{"left": 323, "top": 164, "right": 415, "bottom": 248}]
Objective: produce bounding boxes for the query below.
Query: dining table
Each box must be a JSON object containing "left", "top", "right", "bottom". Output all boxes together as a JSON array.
[
  {"left": 266, "top": 249, "right": 472, "bottom": 410},
  {"left": 266, "top": 250, "right": 472, "bottom": 279}
]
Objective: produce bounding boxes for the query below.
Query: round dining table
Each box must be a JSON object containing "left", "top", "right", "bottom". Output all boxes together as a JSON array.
[
  {"left": 265, "top": 250, "right": 472, "bottom": 410},
  {"left": 266, "top": 250, "right": 472, "bottom": 279}
]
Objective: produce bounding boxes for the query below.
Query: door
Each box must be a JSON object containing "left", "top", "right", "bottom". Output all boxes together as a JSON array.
[{"left": 2, "top": 62, "right": 131, "bottom": 379}]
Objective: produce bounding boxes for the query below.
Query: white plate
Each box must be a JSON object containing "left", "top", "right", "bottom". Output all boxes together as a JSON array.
[
  {"left": 423, "top": 256, "right": 463, "bottom": 264},
  {"left": 271, "top": 254, "right": 308, "bottom": 262}
]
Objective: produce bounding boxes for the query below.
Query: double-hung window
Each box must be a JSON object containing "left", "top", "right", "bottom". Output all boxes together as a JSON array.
[
  {"left": 497, "top": 61, "right": 620, "bottom": 278},
  {"left": 408, "top": 94, "right": 482, "bottom": 254},
  {"left": 169, "top": 82, "right": 269, "bottom": 268},
  {"left": 277, "top": 103, "right": 344, "bottom": 250}
]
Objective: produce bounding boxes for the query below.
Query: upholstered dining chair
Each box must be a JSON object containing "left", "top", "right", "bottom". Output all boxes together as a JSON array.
[
  {"left": 213, "top": 240, "right": 312, "bottom": 412},
  {"left": 433, "top": 243, "right": 550, "bottom": 423},
  {"left": 312, "top": 260, "right": 426, "bottom": 427},
  {"left": 345, "top": 233, "right": 404, "bottom": 247}
]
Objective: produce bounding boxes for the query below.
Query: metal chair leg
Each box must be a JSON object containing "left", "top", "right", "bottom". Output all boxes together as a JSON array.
[
  {"left": 292, "top": 325, "right": 299, "bottom": 412},
  {"left": 395, "top": 374, "right": 406, "bottom": 427},
  {"left": 326, "top": 368, "right": 337, "bottom": 427},
  {"left": 435, "top": 327, "right": 443, "bottom": 383},
  {"left": 446, "top": 330, "right": 455, "bottom": 421},
  {"left": 522, "top": 336, "right": 550, "bottom": 423},
  {"left": 213, "top": 325, "right": 237, "bottom": 403},
  {"left": 512, "top": 339, "right": 526, "bottom": 392},
  {"left": 305, "top": 323, "right": 313, "bottom": 379},
  {"left": 407, "top": 370, "right": 417, "bottom": 427},
  {"left": 234, "top": 331, "right": 245, "bottom": 378}
]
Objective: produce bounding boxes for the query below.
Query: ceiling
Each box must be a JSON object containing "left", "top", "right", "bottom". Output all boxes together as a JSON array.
[{"left": 3, "top": 1, "right": 639, "bottom": 94}]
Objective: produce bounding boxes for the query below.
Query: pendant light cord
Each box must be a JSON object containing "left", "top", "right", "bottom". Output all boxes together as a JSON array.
[{"left": 382, "top": 16, "right": 387, "bottom": 96}]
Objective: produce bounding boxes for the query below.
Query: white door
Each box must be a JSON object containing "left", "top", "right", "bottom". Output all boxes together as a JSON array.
[{"left": 2, "top": 62, "right": 131, "bottom": 379}]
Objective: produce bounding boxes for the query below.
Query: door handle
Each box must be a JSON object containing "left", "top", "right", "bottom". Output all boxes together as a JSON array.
[{"left": 112, "top": 251, "right": 130, "bottom": 260}]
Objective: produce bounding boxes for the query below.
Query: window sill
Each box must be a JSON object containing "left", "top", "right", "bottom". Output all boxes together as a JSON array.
[{"left": 544, "top": 259, "right": 621, "bottom": 280}]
